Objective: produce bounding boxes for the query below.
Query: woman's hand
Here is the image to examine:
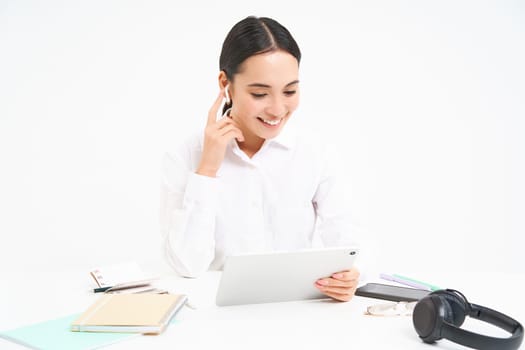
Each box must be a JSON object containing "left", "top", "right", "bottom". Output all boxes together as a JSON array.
[
  {"left": 315, "top": 267, "right": 360, "bottom": 302},
  {"left": 196, "top": 90, "right": 244, "bottom": 177}
]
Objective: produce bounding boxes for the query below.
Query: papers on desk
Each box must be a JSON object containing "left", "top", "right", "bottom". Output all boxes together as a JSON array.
[
  {"left": 0, "top": 302, "right": 185, "bottom": 350},
  {"left": 90, "top": 261, "right": 166, "bottom": 294},
  {"left": 0, "top": 261, "right": 188, "bottom": 349},
  {"left": 0, "top": 314, "right": 137, "bottom": 350}
]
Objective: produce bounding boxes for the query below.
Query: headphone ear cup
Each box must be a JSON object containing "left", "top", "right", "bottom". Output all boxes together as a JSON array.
[
  {"left": 415, "top": 289, "right": 524, "bottom": 349},
  {"left": 437, "top": 290, "right": 468, "bottom": 327},
  {"left": 413, "top": 295, "right": 444, "bottom": 343}
]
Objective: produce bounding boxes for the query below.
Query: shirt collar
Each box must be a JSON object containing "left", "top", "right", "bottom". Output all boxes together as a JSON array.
[
  {"left": 228, "top": 121, "right": 298, "bottom": 157},
  {"left": 264, "top": 121, "right": 297, "bottom": 150}
]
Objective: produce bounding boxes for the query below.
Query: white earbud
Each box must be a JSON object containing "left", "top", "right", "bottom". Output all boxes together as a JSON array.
[{"left": 224, "top": 84, "right": 231, "bottom": 104}]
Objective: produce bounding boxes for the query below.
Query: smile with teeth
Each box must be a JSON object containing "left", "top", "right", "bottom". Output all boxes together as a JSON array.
[{"left": 258, "top": 117, "right": 282, "bottom": 126}]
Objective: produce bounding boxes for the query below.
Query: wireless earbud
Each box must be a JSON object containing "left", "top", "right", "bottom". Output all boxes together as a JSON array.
[
  {"left": 217, "top": 84, "right": 232, "bottom": 121},
  {"left": 224, "top": 84, "right": 231, "bottom": 105}
]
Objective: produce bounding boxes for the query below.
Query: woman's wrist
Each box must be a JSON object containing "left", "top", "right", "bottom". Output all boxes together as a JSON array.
[{"left": 196, "top": 165, "right": 218, "bottom": 177}]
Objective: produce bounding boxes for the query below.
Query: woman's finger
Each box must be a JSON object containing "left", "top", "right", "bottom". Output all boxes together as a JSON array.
[
  {"left": 331, "top": 269, "right": 360, "bottom": 281},
  {"left": 316, "top": 277, "right": 358, "bottom": 288},
  {"left": 320, "top": 288, "right": 356, "bottom": 302},
  {"left": 219, "top": 124, "right": 244, "bottom": 140},
  {"left": 207, "top": 90, "right": 226, "bottom": 125},
  {"left": 316, "top": 268, "right": 359, "bottom": 288},
  {"left": 318, "top": 283, "right": 356, "bottom": 295},
  {"left": 315, "top": 279, "right": 358, "bottom": 302}
]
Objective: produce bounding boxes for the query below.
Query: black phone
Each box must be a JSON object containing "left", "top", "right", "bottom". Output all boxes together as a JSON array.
[{"left": 355, "top": 282, "right": 431, "bottom": 302}]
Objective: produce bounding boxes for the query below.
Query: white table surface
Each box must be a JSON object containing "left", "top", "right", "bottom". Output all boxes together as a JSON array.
[{"left": 1, "top": 262, "right": 523, "bottom": 350}]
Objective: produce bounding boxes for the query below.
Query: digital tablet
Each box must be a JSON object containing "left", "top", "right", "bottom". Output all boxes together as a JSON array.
[{"left": 215, "top": 246, "right": 359, "bottom": 306}]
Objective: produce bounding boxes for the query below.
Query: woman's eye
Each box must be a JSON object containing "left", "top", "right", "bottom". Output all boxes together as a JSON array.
[
  {"left": 251, "top": 93, "right": 267, "bottom": 98},
  {"left": 284, "top": 90, "right": 297, "bottom": 96}
]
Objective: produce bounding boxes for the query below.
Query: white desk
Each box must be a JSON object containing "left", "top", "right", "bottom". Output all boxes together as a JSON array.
[{"left": 1, "top": 263, "right": 523, "bottom": 350}]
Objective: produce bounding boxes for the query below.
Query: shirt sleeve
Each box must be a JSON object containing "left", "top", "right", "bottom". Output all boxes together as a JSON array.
[
  {"left": 160, "top": 148, "right": 218, "bottom": 278},
  {"left": 313, "top": 142, "right": 359, "bottom": 248}
]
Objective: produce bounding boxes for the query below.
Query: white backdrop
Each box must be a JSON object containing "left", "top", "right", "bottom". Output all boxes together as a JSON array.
[{"left": 1, "top": 0, "right": 524, "bottom": 276}]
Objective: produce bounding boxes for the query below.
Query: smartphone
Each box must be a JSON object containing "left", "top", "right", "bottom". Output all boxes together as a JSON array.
[{"left": 355, "top": 283, "right": 430, "bottom": 302}]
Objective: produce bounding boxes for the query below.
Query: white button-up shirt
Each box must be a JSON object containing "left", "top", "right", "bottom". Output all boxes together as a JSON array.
[{"left": 160, "top": 122, "right": 356, "bottom": 277}]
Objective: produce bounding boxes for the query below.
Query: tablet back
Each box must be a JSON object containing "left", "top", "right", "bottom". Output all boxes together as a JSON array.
[{"left": 215, "top": 246, "right": 359, "bottom": 306}]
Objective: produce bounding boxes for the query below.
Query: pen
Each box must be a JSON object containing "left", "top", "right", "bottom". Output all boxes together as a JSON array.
[
  {"left": 392, "top": 274, "right": 441, "bottom": 291},
  {"left": 93, "top": 281, "right": 155, "bottom": 294},
  {"left": 380, "top": 273, "right": 441, "bottom": 291}
]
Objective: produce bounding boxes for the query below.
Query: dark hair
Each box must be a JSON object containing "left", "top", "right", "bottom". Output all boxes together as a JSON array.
[{"left": 219, "top": 16, "right": 301, "bottom": 113}]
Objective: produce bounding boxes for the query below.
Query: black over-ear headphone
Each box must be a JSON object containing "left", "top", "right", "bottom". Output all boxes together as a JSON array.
[{"left": 413, "top": 289, "right": 523, "bottom": 350}]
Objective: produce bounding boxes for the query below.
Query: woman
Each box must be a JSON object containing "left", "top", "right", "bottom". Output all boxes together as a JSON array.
[{"left": 161, "top": 16, "right": 360, "bottom": 302}]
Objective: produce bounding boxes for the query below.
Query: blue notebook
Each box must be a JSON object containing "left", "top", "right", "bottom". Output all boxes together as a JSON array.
[{"left": 0, "top": 314, "right": 137, "bottom": 350}]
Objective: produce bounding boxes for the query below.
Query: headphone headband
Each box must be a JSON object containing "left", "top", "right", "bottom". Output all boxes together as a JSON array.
[
  {"left": 470, "top": 303, "right": 523, "bottom": 335},
  {"left": 413, "top": 290, "right": 524, "bottom": 350}
]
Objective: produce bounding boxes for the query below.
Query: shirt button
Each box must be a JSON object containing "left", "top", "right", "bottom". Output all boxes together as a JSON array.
[{"left": 251, "top": 201, "right": 261, "bottom": 208}]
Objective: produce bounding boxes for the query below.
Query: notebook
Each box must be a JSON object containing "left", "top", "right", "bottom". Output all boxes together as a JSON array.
[
  {"left": 71, "top": 293, "right": 187, "bottom": 334},
  {"left": 0, "top": 314, "right": 136, "bottom": 350},
  {"left": 90, "top": 261, "right": 166, "bottom": 294},
  {"left": 90, "top": 262, "right": 147, "bottom": 289}
]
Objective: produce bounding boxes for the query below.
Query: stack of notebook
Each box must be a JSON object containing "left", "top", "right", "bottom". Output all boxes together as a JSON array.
[
  {"left": 71, "top": 293, "right": 188, "bottom": 334},
  {"left": 0, "top": 293, "right": 188, "bottom": 349},
  {"left": 1, "top": 261, "right": 188, "bottom": 349}
]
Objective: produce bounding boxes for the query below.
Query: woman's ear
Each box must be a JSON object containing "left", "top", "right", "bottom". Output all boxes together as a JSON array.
[
  {"left": 218, "top": 71, "right": 231, "bottom": 104},
  {"left": 218, "top": 71, "right": 229, "bottom": 90}
]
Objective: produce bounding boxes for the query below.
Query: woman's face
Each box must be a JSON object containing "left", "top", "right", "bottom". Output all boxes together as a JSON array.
[{"left": 229, "top": 50, "right": 300, "bottom": 143}]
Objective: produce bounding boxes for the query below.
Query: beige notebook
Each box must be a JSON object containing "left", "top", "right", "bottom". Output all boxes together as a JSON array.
[{"left": 71, "top": 293, "right": 187, "bottom": 334}]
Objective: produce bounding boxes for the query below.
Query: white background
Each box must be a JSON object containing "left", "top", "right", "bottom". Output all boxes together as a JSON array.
[{"left": 1, "top": 0, "right": 524, "bottom": 277}]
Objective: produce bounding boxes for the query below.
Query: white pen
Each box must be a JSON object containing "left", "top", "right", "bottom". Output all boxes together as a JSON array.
[{"left": 380, "top": 273, "right": 434, "bottom": 291}]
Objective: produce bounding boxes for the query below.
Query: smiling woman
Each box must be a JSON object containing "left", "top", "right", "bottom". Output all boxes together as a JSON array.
[
  {"left": 217, "top": 50, "right": 300, "bottom": 157},
  {"left": 160, "top": 16, "right": 360, "bottom": 302},
  {"left": 217, "top": 16, "right": 302, "bottom": 159}
]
